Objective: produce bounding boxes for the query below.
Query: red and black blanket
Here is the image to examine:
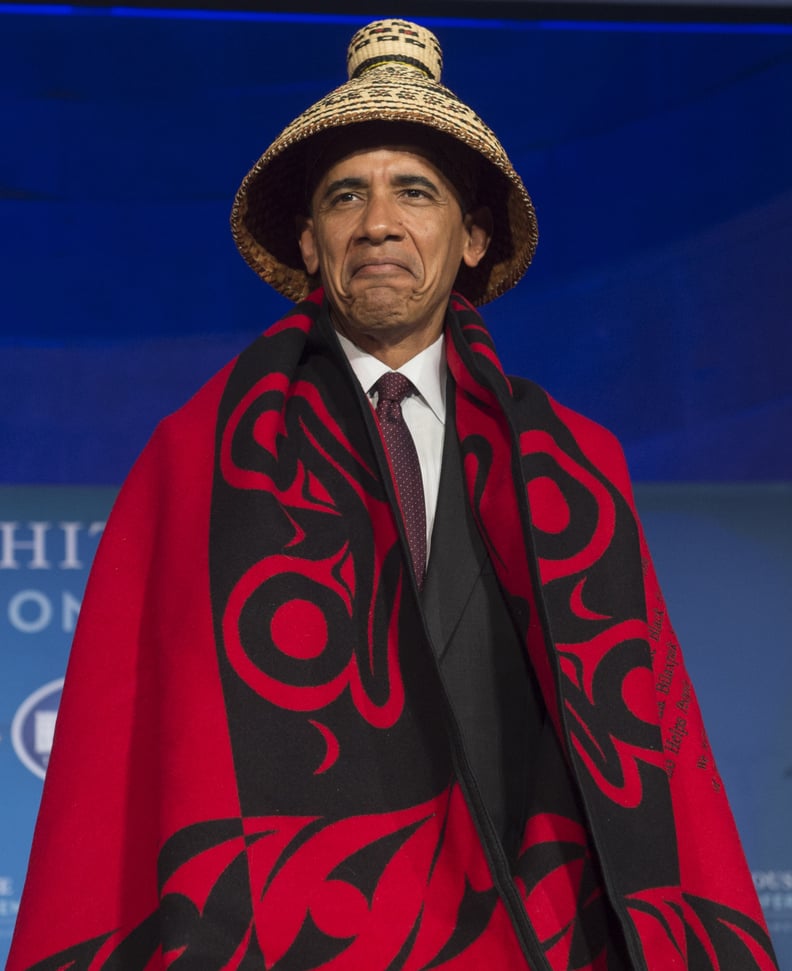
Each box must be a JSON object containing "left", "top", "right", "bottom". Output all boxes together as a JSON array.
[{"left": 8, "top": 290, "right": 777, "bottom": 970}]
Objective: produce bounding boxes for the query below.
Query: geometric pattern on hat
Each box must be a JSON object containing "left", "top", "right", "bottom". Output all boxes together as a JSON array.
[{"left": 230, "top": 18, "right": 539, "bottom": 306}]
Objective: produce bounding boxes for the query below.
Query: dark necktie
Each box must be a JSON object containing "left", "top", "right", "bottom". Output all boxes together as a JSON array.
[{"left": 374, "top": 372, "right": 427, "bottom": 588}]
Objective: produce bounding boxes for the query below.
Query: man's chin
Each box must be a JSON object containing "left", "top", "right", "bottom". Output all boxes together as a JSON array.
[{"left": 339, "top": 287, "right": 415, "bottom": 329}]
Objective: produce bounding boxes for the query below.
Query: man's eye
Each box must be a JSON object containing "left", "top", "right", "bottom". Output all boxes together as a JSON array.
[
  {"left": 403, "top": 188, "right": 429, "bottom": 199},
  {"left": 330, "top": 191, "right": 360, "bottom": 206}
]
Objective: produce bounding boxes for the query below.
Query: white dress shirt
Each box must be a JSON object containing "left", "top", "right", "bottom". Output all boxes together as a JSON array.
[{"left": 335, "top": 330, "right": 446, "bottom": 558}]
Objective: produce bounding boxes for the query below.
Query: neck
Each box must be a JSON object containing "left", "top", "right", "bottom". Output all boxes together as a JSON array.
[{"left": 330, "top": 308, "right": 445, "bottom": 370}]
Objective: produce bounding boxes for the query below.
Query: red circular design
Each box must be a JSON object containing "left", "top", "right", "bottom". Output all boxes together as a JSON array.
[
  {"left": 271, "top": 599, "right": 328, "bottom": 659},
  {"left": 310, "top": 879, "right": 370, "bottom": 939},
  {"left": 621, "top": 666, "right": 658, "bottom": 725},
  {"left": 526, "top": 475, "right": 571, "bottom": 534},
  {"left": 253, "top": 408, "right": 281, "bottom": 455}
]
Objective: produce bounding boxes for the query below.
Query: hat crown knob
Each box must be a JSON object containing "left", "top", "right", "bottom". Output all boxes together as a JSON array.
[{"left": 346, "top": 19, "right": 443, "bottom": 82}]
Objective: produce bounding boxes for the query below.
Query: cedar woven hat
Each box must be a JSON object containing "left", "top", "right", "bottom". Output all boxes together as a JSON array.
[{"left": 231, "top": 18, "right": 538, "bottom": 306}]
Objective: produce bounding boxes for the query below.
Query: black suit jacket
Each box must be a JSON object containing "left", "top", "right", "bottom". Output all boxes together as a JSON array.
[{"left": 421, "top": 384, "right": 545, "bottom": 862}]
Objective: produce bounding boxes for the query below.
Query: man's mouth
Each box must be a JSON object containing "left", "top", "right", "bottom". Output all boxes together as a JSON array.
[{"left": 351, "top": 259, "right": 412, "bottom": 278}]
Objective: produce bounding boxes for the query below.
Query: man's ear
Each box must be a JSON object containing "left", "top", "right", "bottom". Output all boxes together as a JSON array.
[
  {"left": 297, "top": 216, "right": 319, "bottom": 275},
  {"left": 462, "top": 206, "right": 493, "bottom": 269}
]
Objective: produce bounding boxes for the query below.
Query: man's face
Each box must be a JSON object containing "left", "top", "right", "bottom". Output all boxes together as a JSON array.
[{"left": 298, "top": 145, "right": 491, "bottom": 366}]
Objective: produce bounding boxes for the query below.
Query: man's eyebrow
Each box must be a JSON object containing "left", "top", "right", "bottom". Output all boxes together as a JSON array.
[
  {"left": 392, "top": 174, "right": 441, "bottom": 193},
  {"left": 319, "top": 177, "right": 368, "bottom": 201}
]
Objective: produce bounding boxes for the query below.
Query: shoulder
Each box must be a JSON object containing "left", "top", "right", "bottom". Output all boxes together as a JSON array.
[
  {"left": 124, "top": 293, "right": 324, "bottom": 499},
  {"left": 104, "top": 355, "right": 239, "bottom": 544},
  {"left": 150, "top": 357, "right": 237, "bottom": 462},
  {"left": 507, "top": 375, "right": 634, "bottom": 500}
]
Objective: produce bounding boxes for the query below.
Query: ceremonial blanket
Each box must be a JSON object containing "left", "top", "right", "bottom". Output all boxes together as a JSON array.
[{"left": 7, "top": 290, "right": 777, "bottom": 971}]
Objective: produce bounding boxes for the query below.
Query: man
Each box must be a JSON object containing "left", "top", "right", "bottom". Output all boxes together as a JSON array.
[{"left": 7, "top": 19, "right": 777, "bottom": 971}]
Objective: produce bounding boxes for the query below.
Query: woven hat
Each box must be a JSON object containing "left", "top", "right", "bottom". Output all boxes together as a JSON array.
[{"left": 231, "top": 18, "right": 538, "bottom": 306}]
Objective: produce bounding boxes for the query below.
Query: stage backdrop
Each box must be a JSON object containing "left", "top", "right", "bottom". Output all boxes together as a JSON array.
[
  {"left": 1, "top": 5, "right": 790, "bottom": 968},
  {"left": 1, "top": 7, "right": 790, "bottom": 483}
]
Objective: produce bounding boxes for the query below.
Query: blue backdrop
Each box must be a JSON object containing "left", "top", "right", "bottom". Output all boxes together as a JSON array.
[
  {"left": 1, "top": 5, "right": 790, "bottom": 968},
  {"left": 0, "top": 6, "right": 790, "bottom": 483}
]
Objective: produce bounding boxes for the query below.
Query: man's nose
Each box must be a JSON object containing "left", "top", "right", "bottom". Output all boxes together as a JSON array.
[{"left": 356, "top": 192, "right": 404, "bottom": 242}]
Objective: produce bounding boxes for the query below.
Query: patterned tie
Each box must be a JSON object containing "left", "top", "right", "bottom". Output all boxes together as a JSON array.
[{"left": 374, "top": 372, "right": 427, "bottom": 588}]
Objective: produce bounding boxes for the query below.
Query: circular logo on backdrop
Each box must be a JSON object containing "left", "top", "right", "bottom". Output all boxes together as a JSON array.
[{"left": 11, "top": 679, "right": 64, "bottom": 780}]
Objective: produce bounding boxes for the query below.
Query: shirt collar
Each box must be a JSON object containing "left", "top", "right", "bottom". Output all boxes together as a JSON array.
[{"left": 335, "top": 329, "right": 446, "bottom": 424}]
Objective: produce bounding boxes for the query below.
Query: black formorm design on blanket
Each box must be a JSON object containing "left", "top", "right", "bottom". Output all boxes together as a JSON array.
[
  {"left": 210, "top": 298, "right": 455, "bottom": 817},
  {"left": 10, "top": 292, "right": 777, "bottom": 971}
]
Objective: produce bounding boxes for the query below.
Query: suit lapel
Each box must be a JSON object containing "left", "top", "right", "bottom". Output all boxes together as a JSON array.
[{"left": 421, "top": 383, "right": 489, "bottom": 663}]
